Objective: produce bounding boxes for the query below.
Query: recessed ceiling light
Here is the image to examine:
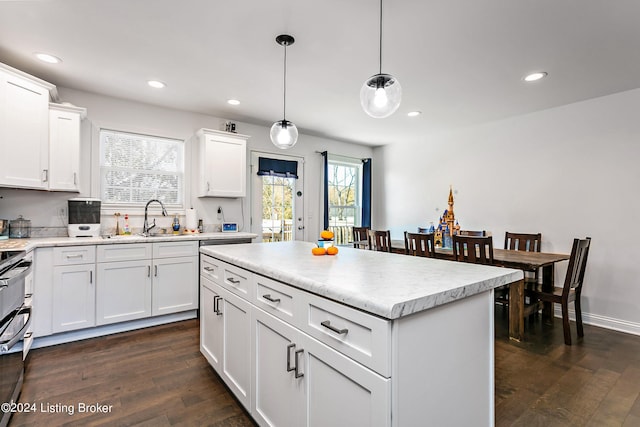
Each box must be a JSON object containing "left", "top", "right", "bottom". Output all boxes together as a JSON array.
[
  {"left": 523, "top": 72, "right": 548, "bottom": 82},
  {"left": 227, "top": 99, "right": 240, "bottom": 105},
  {"left": 34, "top": 53, "right": 62, "bottom": 64},
  {"left": 407, "top": 111, "right": 422, "bottom": 117},
  {"left": 147, "top": 80, "right": 166, "bottom": 89}
]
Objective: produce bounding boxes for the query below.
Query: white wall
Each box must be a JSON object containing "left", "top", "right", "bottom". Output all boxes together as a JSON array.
[
  {"left": 0, "top": 87, "right": 373, "bottom": 241},
  {"left": 373, "top": 88, "right": 640, "bottom": 334}
]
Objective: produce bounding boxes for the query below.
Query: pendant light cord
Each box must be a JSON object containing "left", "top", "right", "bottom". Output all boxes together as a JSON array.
[
  {"left": 379, "top": 0, "right": 383, "bottom": 74},
  {"left": 283, "top": 42, "right": 288, "bottom": 121}
]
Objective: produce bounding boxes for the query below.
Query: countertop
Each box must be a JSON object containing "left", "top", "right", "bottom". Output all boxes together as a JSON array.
[
  {"left": 200, "top": 241, "right": 524, "bottom": 320},
  {"left": 0, "top": 232, "right": 257, "bottom": 252}
]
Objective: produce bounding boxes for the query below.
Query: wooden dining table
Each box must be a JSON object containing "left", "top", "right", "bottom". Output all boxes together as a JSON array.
[{"left": 390, "top": 240, "right": 570, "bottom": 341}]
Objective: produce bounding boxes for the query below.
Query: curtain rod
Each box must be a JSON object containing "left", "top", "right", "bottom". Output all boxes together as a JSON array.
[{"left": 316, "top": 151, "right": 369, "bottom": 162}]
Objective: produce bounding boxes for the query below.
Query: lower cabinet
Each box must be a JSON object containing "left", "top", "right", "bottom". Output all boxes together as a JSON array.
[
  {"left": 52, "top": 263, "right": 96, "bottom": 333},
  {"left": 201, "top": 276, "right": 251, "bottom": 408},
  {"left": 152, "top": 256, "right": 198, "bottom": 316},
  {"left": 200, "top": 256, "right": 391, "bottom": 427},
  {"left": 96, "top": 260, "right": 152, "bottom": 325}
]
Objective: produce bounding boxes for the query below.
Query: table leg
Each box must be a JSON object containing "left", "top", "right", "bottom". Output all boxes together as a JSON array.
[
  {"left": 508, "top": 279, "right": 524, "bottom": 342},
  {"left": 541, "top": 264, "right": 555, "bottom": 324}
]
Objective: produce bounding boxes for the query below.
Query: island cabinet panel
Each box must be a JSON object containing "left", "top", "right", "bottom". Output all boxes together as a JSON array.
[{"left": 200, "top": 276, "right": 251, "bottom": 408}]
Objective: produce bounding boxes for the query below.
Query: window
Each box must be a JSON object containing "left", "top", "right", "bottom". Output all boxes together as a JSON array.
[
  {"left": 327, "top": 156, "right": 362, "bottom": 230},
  {"left": 99, "top": 130, "right": 185, "bottom": 208}
]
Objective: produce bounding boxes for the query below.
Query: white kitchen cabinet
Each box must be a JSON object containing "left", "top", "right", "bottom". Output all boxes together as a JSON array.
[
  {"left": 48, "top": 103, "right": 86, "bottom": 192},
  {"left": 52, "top": 263, "right": 96, "bottom": 333},
  {"left": 96, "top": 241, "right": 197, "bottom": 324},
  {"left": 0, "top": 65, "right": 53, "bottom": 189},
  {"left": 96, "top": 259, "right": 152, "bottom": 325},
  {"left": 152, "top": 256, "right": 198, "bottom": 315},
  {"left": 200, "top": 278, "right": 223, "bottom": 371},
  {"left": 195, "top": 128, "right": 249, "bottom": 198},
  {"left": 252, "top": 307, "right": 390, "bottom": 427}
]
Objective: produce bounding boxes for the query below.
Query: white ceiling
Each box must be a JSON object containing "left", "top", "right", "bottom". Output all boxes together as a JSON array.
[{"left": 1, "top": 0, "right": 639, "bottom": 146}]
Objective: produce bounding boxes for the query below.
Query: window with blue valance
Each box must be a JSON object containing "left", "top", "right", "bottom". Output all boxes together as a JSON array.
[{"left": 257, "top": 157, "right": 299, "bottom": 179}]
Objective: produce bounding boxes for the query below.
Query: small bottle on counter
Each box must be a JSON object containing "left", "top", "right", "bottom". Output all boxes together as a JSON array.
[
  {"left": 172, "top": 214, "right": 181, "bottom": 234},
  {"left": 123, "top": 214, "right": 131, "bottom": 235},
  {"left": 198, "top": 219, "right": 204, "bottom": 233}
]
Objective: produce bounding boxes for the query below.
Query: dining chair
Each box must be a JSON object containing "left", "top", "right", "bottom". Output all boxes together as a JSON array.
[
  {"left": 352, "top": 226, "right": 370, "bottom": 249},
  {"left": 524, "top": 237, "right": 591, "bottom": 345},
  {"left": 498, "top": 232, "right": 543, "bottom": 306},
  {"left": 458, "top": 230, "right": 487, "bottom": 237},
  {"left": 368, "top": 229, "right": 392, "bottom": 252},
  {"left": 452, "top": 235, "right": 494, "bottom": 265},
  {"left": 404, "top": 232, "right": 436, "bottom": 258}
]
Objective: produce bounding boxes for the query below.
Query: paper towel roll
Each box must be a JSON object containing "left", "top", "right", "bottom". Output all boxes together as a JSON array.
[{"left": 185, "top": 208, "right": 197, "bottom": 231}]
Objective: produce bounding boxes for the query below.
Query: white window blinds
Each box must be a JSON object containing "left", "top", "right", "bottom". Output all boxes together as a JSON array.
[{"left": 100, "top": 130, "right": 184, "bottom": 207}]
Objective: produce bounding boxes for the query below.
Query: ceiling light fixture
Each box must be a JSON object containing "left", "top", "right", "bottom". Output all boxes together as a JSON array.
[
  {"left": 360, "top": 0, "right": 401, "bottom": 118},
  {"left": 407, "top": 111, "right": 421, "bottom": 117},
  {"left": 523, "top": 72, "right": 548, "bottom": 82},
  {"left": 147, "top": 80, "right": 166, "bottom": 89},
  {"left": 34, "top": 53, "right": 62, "bottom": 64},
  {"left": 227, "top": 99, "right": 240, "bottom": 105},
  {"left": 270, "top": 34, "right": 298, "bottom": 149}
]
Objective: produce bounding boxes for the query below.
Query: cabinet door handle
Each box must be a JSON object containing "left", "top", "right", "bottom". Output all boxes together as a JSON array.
[
  {"left": 294, "top": 349, "right": 304, "bottom": 378},
  {"left": 262, "top": 294, "right": 281, "bottom": 303},
  {"left": 154, "top": 265, "right": 158, "bottom": 277},
  {"left": 148, "top": 266, "right": 151, "bottom": 277},
  {"left": 24, "top": 332, "right": 33, "bottom": 339},
  {"left": 286, "top": 343, "right": 296, "bottom": 372},
  {"left": 73, "top": 172, "right": 77, "bottom": 185},
  {"left": 321, "top": 320, "right": 348, "bottom": 335},
  {"left": 227, "top": 277, "right": 240, "bottom": 285},
  {"left": 89, "top": 271, "right": 93, "bottom": 284},
  {"left": 42, "top": 169, "right": 48, "bottom": 182},
  {"left": 207, "top": 182, "right": 210, "bottom": 192},
  {"left": 214, "top": 296, "right": 223, "bottom": 316}
]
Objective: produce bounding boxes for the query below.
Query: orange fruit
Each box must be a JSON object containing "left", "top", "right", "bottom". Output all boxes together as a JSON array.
[
  {"left": 312, "top": 247, "right": 327, "bottom": 256},
  {"left": 326, "top": 246, "right": 339, "bottom": 255},
  {"left": 320, "top": 230, "right": 334, "bottom": 240}
]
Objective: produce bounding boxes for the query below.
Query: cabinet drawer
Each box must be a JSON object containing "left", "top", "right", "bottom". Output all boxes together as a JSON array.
[
  {"left": 220, "top": 261, "right": 253, "bottom": 300},
  {"left": 53, "top": 246, "right": 96, "bottom": 265},
  {"left": 253, "top": 274, "right": 301, "bottom": 325},
  {"left": 97, "top": 243, "right": 151, "bottom": 262},
  {"left": 200, "top": 256, "right": 222, "bottom": 283},
  {"left": 302, "top": 294, "right": 391, "bottom": 377},
  {"left": 153, "top": 241, "right": 198, "bottom": 258}
]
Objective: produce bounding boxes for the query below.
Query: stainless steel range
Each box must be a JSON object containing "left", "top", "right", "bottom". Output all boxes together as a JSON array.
[{"left": 0, "top": 251, "right": 32, "bottom": 427}]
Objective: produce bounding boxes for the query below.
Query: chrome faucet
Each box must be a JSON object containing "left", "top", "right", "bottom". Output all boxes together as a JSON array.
[{"left": 143, "top": 199, "right": 168, "bottom": 236}]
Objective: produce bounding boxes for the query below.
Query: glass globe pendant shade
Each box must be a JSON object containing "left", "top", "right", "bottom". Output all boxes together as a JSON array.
[
  {"left": 270, "top": 120, "right": 298, "bottom": 149},
  {"left": 360, "top": 73, "right": 402, "bottom": 118}
]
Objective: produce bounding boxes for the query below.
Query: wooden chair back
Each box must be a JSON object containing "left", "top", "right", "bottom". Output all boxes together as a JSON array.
[
  {"left": 404, "top": 232, "right": 436, "bottom": 258},
  {"left": 352, "top": 226, "right": 370, "bottom": 249},
  {"left": 458, "top": 230, "right": 487, "bottom": 237},
  {"left": 504, "top": 232, "right": 542, "bottom": 252},
  {"left": 368, "top": 229, "right": 392, "bottom": 252},
  {"left": 562, "top": 237, "right": 591, "bottom": 296},
  {"left": 452, "top": 235, "right": 494, "bottom": 265}
]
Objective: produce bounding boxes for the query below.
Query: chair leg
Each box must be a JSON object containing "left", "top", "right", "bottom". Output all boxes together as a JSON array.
[
  {"left": 561, "top": 303, "right": 572, "bottom": 345},
  {"left": 575, "top": 297, "right": 584, "bottom": 338}
]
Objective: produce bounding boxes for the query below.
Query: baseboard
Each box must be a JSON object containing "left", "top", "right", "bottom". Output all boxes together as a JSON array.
[
  {"left": 31, "top": 310, "right": 198, "bottom": 350},
  {"left": 554, "top": 307, "right": 640, "bottom": 337}
]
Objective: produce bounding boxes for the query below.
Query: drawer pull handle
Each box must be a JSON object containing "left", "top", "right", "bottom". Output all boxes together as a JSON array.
[
  {"left": 204, "top": 266, "right": 214, "bottom": 272},
  {"left": 227, "top": 277, "right": 240, "bottom": 285},
  {"left": 66, "top": 254, "right": 83, "bottom": 259},
  {"left": 294, "top": 349, "right": 304, "bottom": 378},
  {"left": 263, "top": 294, "right": 281, "bottom": 303},
  {"left": 286, "top": 344, "right": 296, "bottom": 372},
  {"left": 321, "top": 320, "right": 348, "bottom": 335}
]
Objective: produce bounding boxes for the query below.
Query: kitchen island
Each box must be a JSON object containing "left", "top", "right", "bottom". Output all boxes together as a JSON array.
[{"left": 200, "top": 241, "right": 523, "bottom": 427}]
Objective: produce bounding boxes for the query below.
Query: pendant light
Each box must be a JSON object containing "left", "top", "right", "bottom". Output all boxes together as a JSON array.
[
  {"left": 360, "top": 0, "right": 402, "bottom": 118},
  {"left": 270, "top": 34, "right": 299, "bottom": 149}
]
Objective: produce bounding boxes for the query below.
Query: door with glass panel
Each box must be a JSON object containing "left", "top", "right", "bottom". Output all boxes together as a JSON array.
[{"left": 251, "top": 152, "right": 304, "bottom": 242}]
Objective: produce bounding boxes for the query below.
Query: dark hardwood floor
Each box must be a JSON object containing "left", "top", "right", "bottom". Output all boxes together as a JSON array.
[{"left": 9, "top": 311, "right": 640, "bottom": 426}]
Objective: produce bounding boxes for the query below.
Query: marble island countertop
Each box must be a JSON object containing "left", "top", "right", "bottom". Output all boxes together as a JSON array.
[
  {"left": 200, "top": 241, "right": 524, "bottom": 320},
  {"left": 0, "top": 232, "right": 257, "bottom": 252}
]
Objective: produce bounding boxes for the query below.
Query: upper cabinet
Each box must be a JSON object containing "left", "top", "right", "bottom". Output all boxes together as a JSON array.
[
  {"left": 0, "top": 64, "right": 54, "bottom": 189},
  {"left": 195, "top": 128, "right": 249, "bottom": 198},
  {"left": 0, "top": 62, "right": 86, "bottom": 192},
  {"left": 49, "top": 103, "right": 86, "bottom": 192}
]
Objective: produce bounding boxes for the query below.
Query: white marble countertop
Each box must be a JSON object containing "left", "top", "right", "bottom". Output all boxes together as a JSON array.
[
  {"left": 0, "top": 232, "right": 257, "bottom": 252},
  {"left": 200, "top": 241, "right": 524, "bottom": 320}
]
